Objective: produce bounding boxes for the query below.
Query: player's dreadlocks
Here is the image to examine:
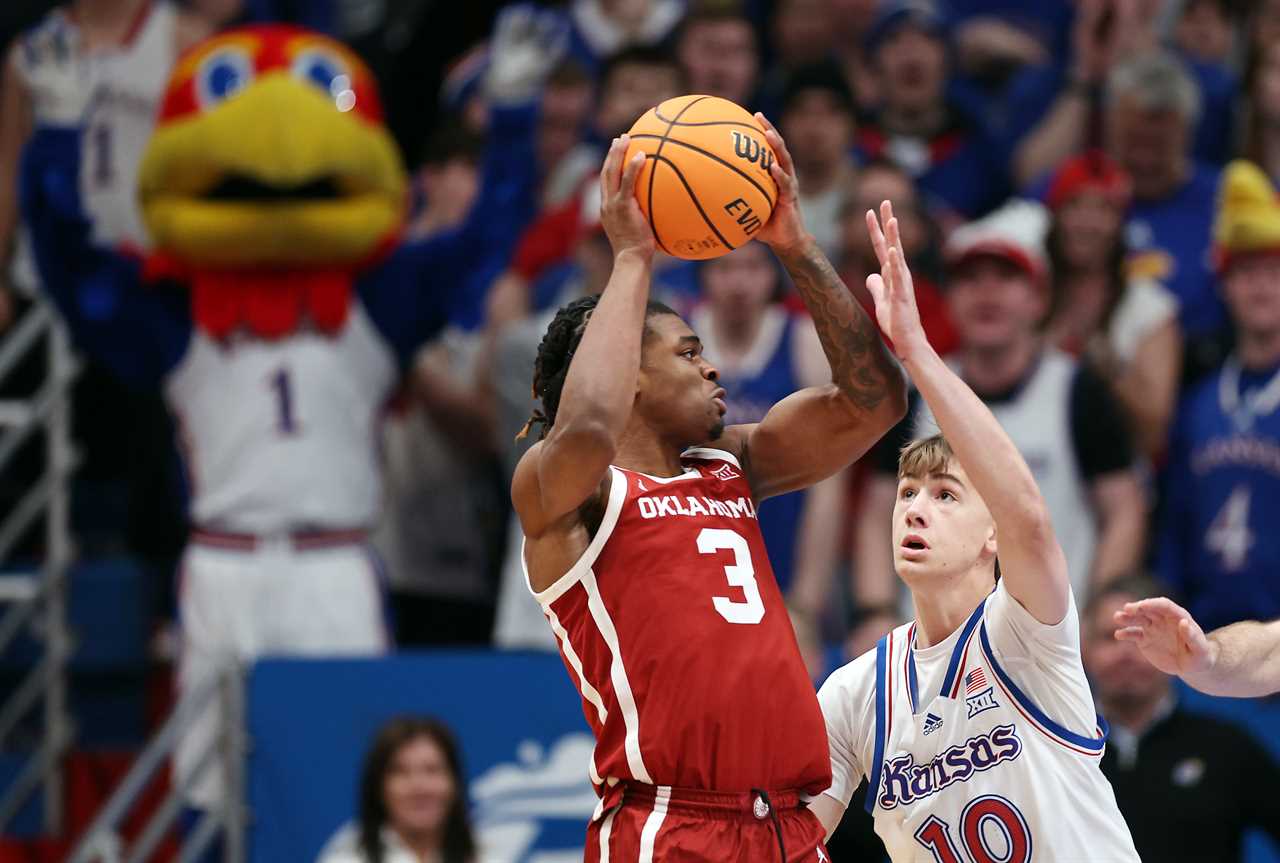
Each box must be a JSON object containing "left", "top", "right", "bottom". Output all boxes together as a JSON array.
[{"left": 518, "top": 295, "right": 680, "bottom": 441}]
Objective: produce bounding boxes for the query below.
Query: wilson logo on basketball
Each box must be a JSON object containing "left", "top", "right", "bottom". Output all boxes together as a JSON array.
[{"left": 730, "top": 131, "right": 774, "bottom": 173}]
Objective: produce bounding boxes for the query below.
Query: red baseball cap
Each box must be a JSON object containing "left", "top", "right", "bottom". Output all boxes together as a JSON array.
[{"left": 1045, "top": 150, "right": 1132, "bottom": 211}]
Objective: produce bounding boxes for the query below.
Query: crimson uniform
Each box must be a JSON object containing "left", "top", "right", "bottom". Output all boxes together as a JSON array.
[{"left": 524, "top": 447, "right": 832, "bottom": 862}]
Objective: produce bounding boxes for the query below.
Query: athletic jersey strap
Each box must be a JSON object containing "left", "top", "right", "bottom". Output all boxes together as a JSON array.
[
  {"left": 938, "top": 599, "right": 987, "bottom": 700},
  {"left": 865, "top": 632, "right": 890, "bottom": 814}
]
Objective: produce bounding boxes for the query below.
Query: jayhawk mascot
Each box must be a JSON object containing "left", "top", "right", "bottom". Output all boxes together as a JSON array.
[{"left": 20, "top": 13, "right": 563, "bottom": 813}]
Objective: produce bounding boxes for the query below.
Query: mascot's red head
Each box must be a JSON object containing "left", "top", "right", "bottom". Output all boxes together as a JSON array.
[{"left": 138, "top": 25, "right": 408, "bottom": 338}]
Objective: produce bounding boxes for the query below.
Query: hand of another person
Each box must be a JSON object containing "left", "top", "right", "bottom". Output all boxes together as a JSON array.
[
  {"left": 752, "top": 112, "right": 812, "bottom": 257},
  {"left": 21, "top": 16, "right": 90, "bottom": 125},
  {"left": 1113, "top": 597, "right": 1217, "bottom": 678},
  {"left": 485, "top": 4, "right": 569, "bottom": 106},
  {"left": 864, "top": 201, "right": 928, "bottom": 359},
  {"left": 599, "top": 135, "right": 654, "bottom": 261}
]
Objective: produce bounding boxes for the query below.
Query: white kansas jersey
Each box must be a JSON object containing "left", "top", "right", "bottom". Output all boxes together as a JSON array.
[
  {"left": 164, "top": 303, "right": 397, "bottom": 533},
  {"left": 818, "top": 580, "right": 1140, "bottom": 862},
  {"left": 15, "top": 1, "right": 176, "bottom": 250}
]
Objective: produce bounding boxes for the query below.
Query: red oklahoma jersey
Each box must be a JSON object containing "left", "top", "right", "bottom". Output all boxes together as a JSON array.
[{"left": 526, "top": 447, "right": 831, "bottom": 795}]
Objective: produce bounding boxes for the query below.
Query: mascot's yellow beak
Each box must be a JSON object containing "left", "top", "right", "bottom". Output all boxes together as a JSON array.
[{"left": 139, "top": 70, "right": 407, "bottom": 268}]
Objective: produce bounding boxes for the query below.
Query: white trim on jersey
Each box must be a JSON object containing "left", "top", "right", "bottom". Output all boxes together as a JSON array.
[
  {"left": 680, "top": 447, "right": 742, "bottom": 468},
  {"left": 631, "top": 467, "right": 702, "bottom": 484},
  {"left": 637, "top": 785, "right": 671, "bottom": 863},
  {"left": 977, "top": 621, "right": 1108, "bottom": 758},
  {"left": 582, "top": 567, "right": 654, "bottom": 784},
  {"left": 545, "top": 606, "right": 608, "bottom": 724},
  {"left": 523, "top": 466, "right": 629, "bottom": 607},
  {"left": 598, "top": 805, "right": 617, "bottom": 863},
  {"left": 544, "top": 605, "right": 606, "bottom": 787}
]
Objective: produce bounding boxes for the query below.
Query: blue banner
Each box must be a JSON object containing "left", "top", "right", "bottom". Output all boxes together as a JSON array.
[{"left": 247, "top": 650, "right": 596, "bottom": 863}]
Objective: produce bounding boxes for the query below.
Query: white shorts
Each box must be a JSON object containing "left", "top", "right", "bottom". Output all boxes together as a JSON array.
[{"left": 174, "top": 533, "right": 389, "bottom": 809}]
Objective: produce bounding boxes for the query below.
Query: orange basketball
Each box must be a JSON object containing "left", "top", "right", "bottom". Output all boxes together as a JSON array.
[{"left": 624, "top": 95, "right": 778, "bottom": 261}]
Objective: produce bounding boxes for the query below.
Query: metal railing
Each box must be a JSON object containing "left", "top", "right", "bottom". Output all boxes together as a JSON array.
[
  {"left": 67, "top": 663, "right": 248, "bottom": 863},
  {"left": 0, "top": 298, "right": 249, "bottom": 858},
  {"left": 0, "top": 299, "right": 79, "bottom": 834}
]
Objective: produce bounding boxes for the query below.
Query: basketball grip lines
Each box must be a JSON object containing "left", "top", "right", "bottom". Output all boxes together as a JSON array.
[
  {"left": 645, "top": 96, "right": 711, "bottom": 256},
  {"left": 647, "top": 153, "right": 735, "bottom": 254}
]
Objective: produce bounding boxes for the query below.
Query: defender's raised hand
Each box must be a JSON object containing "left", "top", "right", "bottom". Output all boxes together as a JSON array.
[
  {"left": 1114, "top": 597, "right": 1217, "bottom": 679},
  {"left": 599, "top": 135, "right": 655, "bottom": 260},
  {"left": 864, "top": 200, "right": 928, "bottom": 359},
  {"left": 752, "top": 112, "right": 812, "bottom": 257}
]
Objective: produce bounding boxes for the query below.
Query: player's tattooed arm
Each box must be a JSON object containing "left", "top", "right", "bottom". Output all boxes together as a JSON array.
[
  {"left": 775, "top": 240, "right": 903, "bottom": 412},
  {"left": 727, "top": 114, "right": 906, "bottom": 501},
  {"left": 752, "top": 112, "right": 903, "bottom": 413},
  {"left": 865, "top": 201, "right": 1070, "bottom": 624}
]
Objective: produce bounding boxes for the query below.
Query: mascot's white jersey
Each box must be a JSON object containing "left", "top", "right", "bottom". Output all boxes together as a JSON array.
[
  {"left": 164, "top": 303, "right": 398, "bottom": 533},
  {"left": 14, "top": 1, "right": 177, "bottom": 250},
  {"left": 818, "top": 580, "right": 1141, "bottom": 862}
]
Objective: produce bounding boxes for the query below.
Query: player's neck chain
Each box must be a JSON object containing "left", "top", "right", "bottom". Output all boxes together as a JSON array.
[{"left": 1220, "top": 356, "right": 1280, "bottom": 432}]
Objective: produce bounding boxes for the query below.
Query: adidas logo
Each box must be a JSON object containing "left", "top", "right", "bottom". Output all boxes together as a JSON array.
[{"left": 922, "top": 712, "right": 944, "bottom": 736}]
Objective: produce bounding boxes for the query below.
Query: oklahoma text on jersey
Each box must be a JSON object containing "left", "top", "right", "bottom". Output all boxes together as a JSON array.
[{"left": 635, "top": 493, "right": 757, "bottom": 520}]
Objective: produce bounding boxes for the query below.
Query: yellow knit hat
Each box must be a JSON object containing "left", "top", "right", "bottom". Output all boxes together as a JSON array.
[{"left": 1214, "top": 159, "right": 1280, "bottom": 271}]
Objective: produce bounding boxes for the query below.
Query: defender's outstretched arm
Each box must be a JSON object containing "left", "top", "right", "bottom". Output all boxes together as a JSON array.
[{"left": 865, "top": 202, "right": 1070, "bottom": 624}]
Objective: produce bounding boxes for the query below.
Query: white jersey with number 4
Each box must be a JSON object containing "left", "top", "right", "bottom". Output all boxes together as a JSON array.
[{"left": 817, "top": 580, "right": 1140, "bottom": 862}]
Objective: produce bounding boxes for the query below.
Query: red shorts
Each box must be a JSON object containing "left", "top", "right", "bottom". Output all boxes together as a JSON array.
[{"left": 584, "top": 784, "right": 830, "bottom": 863}]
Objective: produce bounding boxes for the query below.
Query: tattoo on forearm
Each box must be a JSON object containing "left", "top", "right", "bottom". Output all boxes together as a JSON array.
[{"left": 780, "top": 243, "right": 901, "bottom": 411}]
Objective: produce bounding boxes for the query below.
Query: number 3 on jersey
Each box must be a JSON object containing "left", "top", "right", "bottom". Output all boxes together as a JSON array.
[
  {"left": 915, "top": 795, "right": 1032, "bottom": 863},
  {"left": 697, "top": 528, "right": 765, "bottom": 625}
]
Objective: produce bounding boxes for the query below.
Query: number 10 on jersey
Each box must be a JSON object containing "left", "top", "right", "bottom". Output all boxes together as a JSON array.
[{"left": 915, "top": 795, "right": 1032, "bottom": 863}]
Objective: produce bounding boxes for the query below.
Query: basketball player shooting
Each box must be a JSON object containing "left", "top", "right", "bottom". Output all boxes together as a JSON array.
[
  {"left": 511, "top": 119, "right": 906, "bottom": 862},
  {"left": 807, "top": 203, "right": 1142, "bottom": 861}
]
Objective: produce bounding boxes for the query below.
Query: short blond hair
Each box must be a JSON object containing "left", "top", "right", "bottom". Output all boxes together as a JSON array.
[
  {"left": 897, "top": 434, "right": 954, "bottom": 479},
  {"left": 898, "top": 433, "right": 1001, "bottom": 578}
]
